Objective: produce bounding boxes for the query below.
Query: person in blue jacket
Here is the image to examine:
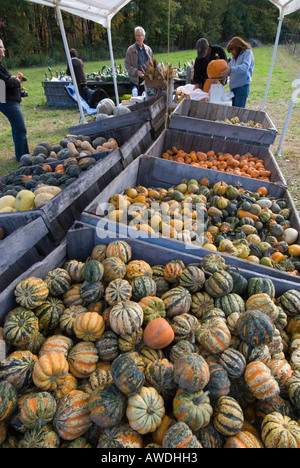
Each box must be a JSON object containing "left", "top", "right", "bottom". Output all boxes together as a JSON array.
[{"left": 220, "top": 37, "right": 254, "bottom": 108}]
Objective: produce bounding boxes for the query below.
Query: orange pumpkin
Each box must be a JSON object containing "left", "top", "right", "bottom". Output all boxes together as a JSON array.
[
  {"left": 207, "top": 59, "right": 228, "bottom": 79},
  {"left": 143, "top": 317, "right": 174, "bottom": 349}
]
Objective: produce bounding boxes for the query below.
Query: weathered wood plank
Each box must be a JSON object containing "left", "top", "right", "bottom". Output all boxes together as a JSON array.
[{"left": 120, "top": 121, "right": 154, "bottom": 168}]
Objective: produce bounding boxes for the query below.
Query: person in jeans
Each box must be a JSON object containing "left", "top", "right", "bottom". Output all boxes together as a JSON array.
[
  {"left": 220, "top": 37, "right": 255, "bottom": 108},
  {"left": 0, "top": 39, "right": 29, "bottom": 161},
  {"left": 66, "top": 49, "right": 109, "bottom": 108},
  {"left": 193, "top": 38, "right": 227, "bottom": 90},
  {"left": 125, "top": 26, "right": 153, "bottom": 96}
]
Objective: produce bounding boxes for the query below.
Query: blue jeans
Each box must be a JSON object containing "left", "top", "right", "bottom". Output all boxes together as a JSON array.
[
  {"left": 0, "top": 101, "right": 29, "bottom": 161},
  {"left": 232, "top": 84, "right": 250, "bottom": 108}
]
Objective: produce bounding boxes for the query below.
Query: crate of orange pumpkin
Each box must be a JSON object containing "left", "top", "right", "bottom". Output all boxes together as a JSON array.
[{"left": 145, "top": 128, "right": 286, "bottom": 187}]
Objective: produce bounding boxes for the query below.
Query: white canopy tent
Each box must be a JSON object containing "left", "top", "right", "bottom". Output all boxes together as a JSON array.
[
  {"left": 25, "top": 0, "right": 133, "bottom": 122},
  {"left": 262, "top": 0, "right": 300, "bottom": 111}
]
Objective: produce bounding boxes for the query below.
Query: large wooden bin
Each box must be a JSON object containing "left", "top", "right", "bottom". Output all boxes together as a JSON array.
[
  {"left": 170, "top": 99, "right": 278, "bottom": 147},
  {"left": 145, "top": 128, "right": 286, "bottom": 187},
  {"left": 1, "top": 221, "right": 299, "bottom": 325},
  {"left": 0, "top": 121, "right": 154, "bottom": 244},
  {"left": 42, "top": 81, "right": 76, "bottom": 107},
  {"left": 81, "top": 155, "right": 300, "bottom": 286}
]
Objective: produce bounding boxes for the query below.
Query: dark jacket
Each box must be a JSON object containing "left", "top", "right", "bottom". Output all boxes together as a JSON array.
[
  {"left": 66, "top": 58, "right": 87, "bottom": 86},
  {"left": 193, "top": 45, "right": 227, "bottom": 89},
  {"left": 0, "top": 62, "right": 21, "bottom": 102}
]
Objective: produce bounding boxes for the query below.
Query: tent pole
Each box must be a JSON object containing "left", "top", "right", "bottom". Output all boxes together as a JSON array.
[
  {"left": 55, "top": 6, "right": 86, "bottom": 123},
  {"left": 275, "top": 65, "right": 300, "bottom": 157},
  {"left": 107, "top": 20, "right": 119, "bottom": 106},
  {"left": 262, "top": 16, "right": 283, "bottom": 112}
]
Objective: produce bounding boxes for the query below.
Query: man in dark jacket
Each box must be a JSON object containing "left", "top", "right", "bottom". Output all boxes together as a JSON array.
[
  {"left": 0, "top": 39, "right": 29, "bottom": 161},
  {"left": 66, "top": 49, "right": 109, "bottom": 108},
  {"left": 193, "top": 38, "right": 227, "bottom": 90}
]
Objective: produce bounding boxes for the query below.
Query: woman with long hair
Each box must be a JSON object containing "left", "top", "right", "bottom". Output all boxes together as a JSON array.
[{"left": 220, "top": 36, "right": 255, "bottom": 108}]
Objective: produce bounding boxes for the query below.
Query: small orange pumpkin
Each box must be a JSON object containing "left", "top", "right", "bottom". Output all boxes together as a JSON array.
[{"left": 143, "top": 317, "right": 174, "bottom": 349}]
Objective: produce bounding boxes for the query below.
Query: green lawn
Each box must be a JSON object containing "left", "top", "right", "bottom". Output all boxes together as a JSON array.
[{"left": 0, "top": 45, "right": 299, "bottom": 179}]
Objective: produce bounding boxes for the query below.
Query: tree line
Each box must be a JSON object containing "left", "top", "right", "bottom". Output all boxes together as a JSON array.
[{"left": 0, "top": 0, "right": 299, "bottom": 66}]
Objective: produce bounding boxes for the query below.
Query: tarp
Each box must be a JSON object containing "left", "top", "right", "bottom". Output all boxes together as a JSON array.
[
  {"left": 269, "top": 0, "right": 300, "bottom": 18},
  {"left": 25, "top": 0, "right": 132, "bottom": 120}
]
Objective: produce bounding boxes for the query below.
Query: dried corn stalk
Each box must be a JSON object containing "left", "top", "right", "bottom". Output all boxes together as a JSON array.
[{"left": 142, "top": 60, "right": 177, "bottom": 87}]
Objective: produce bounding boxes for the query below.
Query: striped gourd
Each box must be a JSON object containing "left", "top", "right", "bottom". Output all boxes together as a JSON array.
[
  {"left": 74, "top": 312, "right": 105, "bottom": 342},
  {"left": 14, "top": 277, "right": 49, "bottom": 309},
  {"left": 33, "top": 352, "right": 69, "bottom": 391},
  {"left": 80, "top": 280, "right": 104, "bottom": 304},
  {"left": 213, "top": 396, "right": 244, "bottom": 436},
  {"left": 4, "top": 309, "right": 39, "bottom": 349},
  {"left": 39, "top": 335, "right": 73, "bottom": 359},
  {"left": 162, "top": 286, "right": 192, "bottom": 318},
  {"left": 95, "top": 331, "right": 119, "bottom": 361},
  {"left": 105, "top": 278, "right": 132, "bottom": 306},
  {"left": 61, "top": 437, "right": 92, "bottom": 448},
  {"left": 204, "top": 270, "right": 233, "bottom": 299},
  {"left": 255, "top": 395, "right": 295, "bottom": 426},
  {"left": 88, "top": 383, "right": 126, "bottom": 428},
  {"left": 173, "top": 388, "right": 213, "bottom": 431},
  {"left": 219, "top": 348, "right": 246, "bottom": 379},
  {"left": 224, "top": 431, "right": 264, "bottom": 448},
  {"left": 59, "top": 305, "right": 87, "bottom": 336},
  {"left": 247, "top": 277, "right": 275, "bottom": 300},
  {"left": 118, "top": 328, "right": 143, "bottom": 354},
  {"left": 0, "top": 381, "right": 18, "bottom": 423},
  {"left": 202, "top": 307, "right": 226, "bottom": 322},
  {"left": 239, "top": 342, "right": 271, "bottom": 365},
  {"left": 63, "top": 284, "right": 83, "bottom": 307},
  {"left": 261, "top": 412, "right": 300, "bottom": 448},
  {"left": 179, "top": 265, "right": 205, "bottom": 293},
  {"left": 53, "top": 390, "right": 92, "bottom": 441},
  {"left": 17, "top": 424, "right": 60, "bottom": 448},
  {"left": 83, "top": 367, "right": 113, "bottom": 395},
  {"left": 102, "top": 257, "right": 126, "bottom": 283},
  {"left": 20, "top": 392, "right": 57, "bottom": 430},
  {"left": 244, "top": 361, "right": 280, "bottom": 400},
  {"left": 106, "top": 240, "right": 132, "bottom": 263},
  {"left": 126, "top": 386, "right": 165, "bottom": 434},
  {"left": 152, "top": 265, "right": 165, "bottom": 277},
  {"left": 68, "top": 341, "right": 98, "bottom": 379},
  {"left": 44, "top": 268, "right": 71, "bottom": 297},
  {"left": 97, "top": 424, "right": 143, "bottom": 449},
  {"left": 196, "top": 317, "right": 231, "bottom": 354},
  {"left": 190, "top": 291, "right": 215, "bottom": 319},
  {"left": 267, "top": 359, "right": 293, "bottom": 393},
  {"left": 145, "top": 358, "right": 177, "bottom": 402},
  {"left": 286, "top": 372, "right": 300, "bottom": 412},
  {"left": 63, "top": 260, "right": 84, "bottom": 283},
  {"left": 35, "top": 297, "right": 65, "bottom": 332},
  {"left": 163, "top": 260, "right": 184, "bottom": 284},
  {"left": 215, "top": 293, "right": 245, "bottom": 317},
  {"left": 246, "top": 293, "right": 279, "bottom": 322},
  {"left": 0, "top": 350, "right": 38, "bottom": 393},
  {"left": 163, "top": 421, "right": 202, "bottom": 448},
  {"left": 138, "top": 296, "right": 166, "bottom": 325},
  {"left": 204, "top": 362, "right": 230, "bottom": 401},
  {"left": 153, "top": 276, "right": 170, "bottom": 298},
  {"left": 82, "top": 260, "right": 104, "bottom": 283},
  {"left": 173, "top": 353, "right": 210, "bottom": 392},
  {"left": 109, "top": 300, "right": 143, "bottom": 335},
  {"left": 197, "top": 422, "right": 225, "bottom": 448},
  {"left": 169, "top": 340, "right": 199, "bottom": 363},
  {"left": 201, "top": 253, "right": 226, "bottom": 274},
  {"left": 131, "top": 275, "right": 157, "bottom": 301},
  {"left": 53, "top": 373, "right": 78, "bottom": 400},
  {"left": 111, "top": 353, "right": 145, "bottom": 396},
  {"left": 91, "top": 244, "right": 107, "bottom": 262},
  {"left": 277, "top": 289, "right": 300, "bottom": 317},
  {"left": 125, "top": 260, "right": 152, "bottom": 282},
  {"left": 139, "top": 346, "right": 164, "bottom": 366},
  {"left": 171, "top": 312, "right": 201, "bottom": 343},
  {"left": 236, "top": 310, "right": 274, "bottom": 346}
]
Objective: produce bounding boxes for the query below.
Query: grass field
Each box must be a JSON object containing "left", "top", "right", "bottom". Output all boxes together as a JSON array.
[{"left": 0, "top": 45, "right": 299, "bottom": 210}]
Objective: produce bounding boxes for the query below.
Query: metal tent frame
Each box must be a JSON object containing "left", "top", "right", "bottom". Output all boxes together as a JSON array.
[{"left": 25, "top": 0, "right": 132, "bottom": 122}]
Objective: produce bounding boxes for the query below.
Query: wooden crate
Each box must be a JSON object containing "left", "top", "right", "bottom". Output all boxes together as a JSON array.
[
  {"left": 69, "top": 95, "right": 167, "bottom": 139},
  {"left": 145, "top": 128, "right": 286, "bottom": 186},
  {"left": 0, "top": 215, "right": 56, "bottom": 294},
  {"left": 42, "top": 81, "right": 76, "bottom": 107},
  {"left": 1, "top": 221, "right": 299, "bottom": 325},
  {"left": 0, "top": 122, "right": 154, "bottom": 243},
  {"left": 81, "top": 155, "right": 300, "bottom": 285},
  {"left": 170, "top": 99, "right": 278, "bottom": 147}
]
